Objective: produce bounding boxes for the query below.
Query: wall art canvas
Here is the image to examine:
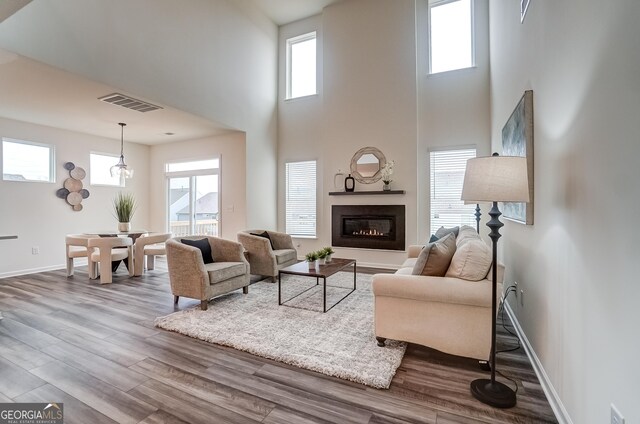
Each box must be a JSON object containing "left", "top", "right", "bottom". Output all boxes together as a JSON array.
[
  {"left": 521, "top": 0, "right": 531, "bottom": 23},
  {"left": 501, "top": 90, "right": 534, "bottom": 224}
]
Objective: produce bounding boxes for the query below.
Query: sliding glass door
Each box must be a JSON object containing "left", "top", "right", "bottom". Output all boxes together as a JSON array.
[{"left": 166, "top": 159, "right": 220, "bottom": 237}]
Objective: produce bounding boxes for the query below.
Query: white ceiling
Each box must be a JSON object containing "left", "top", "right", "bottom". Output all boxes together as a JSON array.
[
  {"left": 249, "top": 0, "right": 341, "bottom": 25},
  {"left": 0, "top": 0, "right": 339, "bottom": 145},
  {"left": 0, "top": 49, "right": 233, "bottom": 145}
]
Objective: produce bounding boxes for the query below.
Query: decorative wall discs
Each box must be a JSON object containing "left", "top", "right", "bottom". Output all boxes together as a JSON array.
[
  {"left": 63, "top": 177, "right": 82, "bottom": 192},
  {"left": 56, "top": 188, "right": 70, "bottom": 199},
  {"left": 66, "top": 191, "right": 82, "bottom": 206},
  {"left": 58, "top": 162, "right": 89, "bottom": 211},
  {"left": 70, "top": 167, "right": 86, "bottom": 180}
]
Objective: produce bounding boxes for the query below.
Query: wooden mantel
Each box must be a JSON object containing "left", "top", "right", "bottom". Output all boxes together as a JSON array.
[{"left": 328, "top": 190, "right": 405, "bottom": 196}]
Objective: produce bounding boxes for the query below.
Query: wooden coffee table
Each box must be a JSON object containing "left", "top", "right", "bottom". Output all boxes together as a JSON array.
[{"left": 278, "top": 258, "right": 357, "bottom": 313}]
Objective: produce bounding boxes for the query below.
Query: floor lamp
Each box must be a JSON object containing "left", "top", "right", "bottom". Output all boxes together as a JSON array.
[{"left": 461, "top": 153, "right": 530, "bottom": 408}]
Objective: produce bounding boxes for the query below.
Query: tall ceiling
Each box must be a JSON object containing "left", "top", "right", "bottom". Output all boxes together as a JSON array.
[
  {"left": 249, "top": 0, "right": 341, "bottom": 25},
  {"left": 0, "top": 0, "right": 341, "bottom": 145}
]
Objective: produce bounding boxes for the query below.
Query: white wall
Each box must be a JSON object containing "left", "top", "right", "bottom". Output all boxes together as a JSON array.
[
  {"left": 278, "top": 0, "right": 491, "bottom": 266},
  {"left": 489, "top": 0, "right": 640, "bottom": 422},
  {"left": 0, "top": 117, "right": 149, "bottom": 277},
  {"left": 148, "top": 132, "right": 247, "bottom": 239},
  {"left": 417, "top": 0, "right": 491, "bottom": 241},
  {"left": 0, "top": 0, "right": 278, "bottom": 230}
]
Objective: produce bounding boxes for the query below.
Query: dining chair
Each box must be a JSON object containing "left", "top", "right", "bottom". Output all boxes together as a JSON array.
[
  {"left": 65, "top": 234, "right": 96, "bottom": 277},
  {"left": 133, "top": 232, "right": 171, "bottom": 276},
  {"left": 87, "top": 236, "right": 134, "bottom": 284}
]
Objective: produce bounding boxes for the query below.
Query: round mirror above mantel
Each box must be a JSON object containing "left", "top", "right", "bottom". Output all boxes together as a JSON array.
[{"left": 350, "top": 147, "right": 386, "bottom": 184}]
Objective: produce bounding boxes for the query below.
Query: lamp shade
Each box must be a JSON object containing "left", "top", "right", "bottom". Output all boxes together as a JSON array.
[{"left": 461, "top": 156, "right": 530, "bottom": 203}]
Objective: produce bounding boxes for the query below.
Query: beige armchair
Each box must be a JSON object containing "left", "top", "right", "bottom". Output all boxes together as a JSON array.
[
  {"left": 166, "top": 236, "right": 250, "bottom": 310},
  {"left": 65, "top": 234, "right": 95, "bottom": 277},
  {"left": 133, "top": 232, "right": 171, "bottom": 276},
  {"left": 237, "top": 230, "right": 298, "bottom": 281},
  {"left": 87, "top": 237, "right": 134, "bottom": 284}
]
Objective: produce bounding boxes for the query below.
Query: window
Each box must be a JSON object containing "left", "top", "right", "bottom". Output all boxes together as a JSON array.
[
  {"left": 2, "top": 138, "right": 55, "bottom": 182},
  {"left": 430, "top": 148, "right": 476, "bottom": 234},
  {"left": 286, "top": 160, "right": 317, "bottom": 237},
  {"left": 90, "top": 152, "right": 123, "bottom": 186},
  {"left": 429, "top": 0, "right": 474, "bottom": 74},
  {"left": 166, "top": 159, "right": 219, "bottom": 173},
  {"left": 286, "top": 32, "right": 317, "bottom": 99},
  {"left": 166, "top": 158, "right": 220, "bottom": 237}
]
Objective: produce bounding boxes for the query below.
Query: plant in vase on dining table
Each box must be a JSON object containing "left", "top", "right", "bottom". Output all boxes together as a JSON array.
[{"left": 113, "top": 192, "right": 136, "bottom": 232}]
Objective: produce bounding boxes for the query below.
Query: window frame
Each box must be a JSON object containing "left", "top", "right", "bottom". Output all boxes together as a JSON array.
[
  {"left": 429, "top": 146, "right": 477, "bottom": 234},
  {"left": 285, "top": 31, "right": 318, "bottom": 100},
  {"left": 428, "top": 0, "right": 476, "bottom": 75},
  {"left": 165, "top": 157, "right": 221, "bottom": 236},
  {"left": 1, "top": 137, "right": 56, "bottom": 183},
  {"left": 285, "top": 159, "right": 317, "bottom": 238},
  {"left": 89, "top": 151, "right": 124, "bottom": 187}
]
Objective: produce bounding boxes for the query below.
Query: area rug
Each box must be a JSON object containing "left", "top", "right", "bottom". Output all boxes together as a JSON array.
[{"left": 154, "top": 271, "right": 406, "bottom": 389}]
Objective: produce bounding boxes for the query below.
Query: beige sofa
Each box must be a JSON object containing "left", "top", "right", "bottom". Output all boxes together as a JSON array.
[
  {"left": 166, "top": 236, "right": 250, "bottom": 310},
  {"left": 237, "top": 230, "right": 298, "bottom": 281},
  {"left": 372, "top": 229, "right": 504, "bottom": 360}
]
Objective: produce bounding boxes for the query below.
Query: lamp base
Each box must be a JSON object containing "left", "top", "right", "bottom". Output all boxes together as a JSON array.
[{"left": 470, "top": 379, "right": 516, "bottom": 408}]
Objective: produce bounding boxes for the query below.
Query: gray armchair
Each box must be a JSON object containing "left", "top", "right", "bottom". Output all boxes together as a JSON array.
[
  {"left": 237, "top": 230, "right": 298, "bottom": 282},
  {"left": 166, "top": 236, "right": 250, "bottom": 310}
]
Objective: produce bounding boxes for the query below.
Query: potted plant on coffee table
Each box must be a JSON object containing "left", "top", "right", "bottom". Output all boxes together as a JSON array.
[
  {"left": 322, "top": 246, "right": 335, "bottom": 263},
  {"left": 305, "top": 251, "right": 319, "bottom": 269},
  {"left": 113, "top": 192, "right": 136, "bottom": 232},
  {"left": 317, "top": 249, "right": 328, "bottom": 265}
]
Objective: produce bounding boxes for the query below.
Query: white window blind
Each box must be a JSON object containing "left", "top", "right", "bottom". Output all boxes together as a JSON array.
[
  {"left": 430, "top": 148, "right": 476, "bottom": 234},
  {"left": 286, "top": 160, "right": 317, "bottom": 237}
]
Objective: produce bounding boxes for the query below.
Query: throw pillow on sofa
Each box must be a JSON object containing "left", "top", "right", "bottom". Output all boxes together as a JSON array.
[
  {"left": 435, "top": 225, "right": 459, "bottom": 239},
  {"left": 455, "top": 225, "right": 479, "bottom": 247},
  {"left": 250, "top": 231, "right": 275, "bottom": 250},
  {"left": 182, "top": 238, "right": 214, "bottom": 264},
  {"left": 445, "top": 238, "right": 492, "bottom": 281},
  {"left": 412, "top": 232, "right": 456, "bottom": 277}
]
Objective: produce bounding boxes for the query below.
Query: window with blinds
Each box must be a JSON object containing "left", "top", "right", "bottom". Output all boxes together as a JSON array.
[
  {"left": 286, "top": 160, "right": 317, "bottom": 237},
  {"left": 430, "top": 148, "right": 476, "bottom": 234}
]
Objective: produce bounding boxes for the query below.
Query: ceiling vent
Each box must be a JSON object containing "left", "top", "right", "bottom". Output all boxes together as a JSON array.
[{"left": 98, "top": 93, "right": 163, "bottom": 113}]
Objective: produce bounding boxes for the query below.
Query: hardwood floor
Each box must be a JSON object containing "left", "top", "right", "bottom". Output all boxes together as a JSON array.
[{"left": 0, "top": 264, "right": 557, "bottom": 424}]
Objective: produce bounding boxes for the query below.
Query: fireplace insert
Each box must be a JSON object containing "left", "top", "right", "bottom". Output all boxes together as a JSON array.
[{"left": 332, "top": 205, "right": 405, "bottom": 250}]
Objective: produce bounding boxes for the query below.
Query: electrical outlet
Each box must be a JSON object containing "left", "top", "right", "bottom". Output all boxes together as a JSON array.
[
  {"left": 520, "top": 289, "right": 524, "bottom": 307},
  {"left": 32, "top": 246, "right": 39, "bottom": 255},
  {"left": 611, "top": 404, "right": 625, "bottom": 424}
]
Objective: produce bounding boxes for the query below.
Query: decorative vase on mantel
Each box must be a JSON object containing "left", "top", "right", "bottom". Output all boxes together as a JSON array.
[
  {"left": 383, "top": 182, "right": 391, "bottom": 191},
  {"left": 118, "top": 222, "right": 131, "bottom": 232}
]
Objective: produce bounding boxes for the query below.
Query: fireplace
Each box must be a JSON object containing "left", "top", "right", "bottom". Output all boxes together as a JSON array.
[{"left": 332, "top": 205, "right": 405, "bottom": 250}]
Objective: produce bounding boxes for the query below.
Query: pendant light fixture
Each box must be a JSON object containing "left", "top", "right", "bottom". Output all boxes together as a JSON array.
[{"left": 110, "top": 122, "right": 134, "bottom": 180}]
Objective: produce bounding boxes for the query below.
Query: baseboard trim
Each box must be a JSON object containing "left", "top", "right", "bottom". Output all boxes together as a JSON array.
[
  {"left": 0, "top": 258, "right": 88, "bottom": 280},
  {"left": 355, "top": 261, "right": 400, "bottom": 270},
  {"left": 504, "top": 302, "right": 573, "bottom": 424}
]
